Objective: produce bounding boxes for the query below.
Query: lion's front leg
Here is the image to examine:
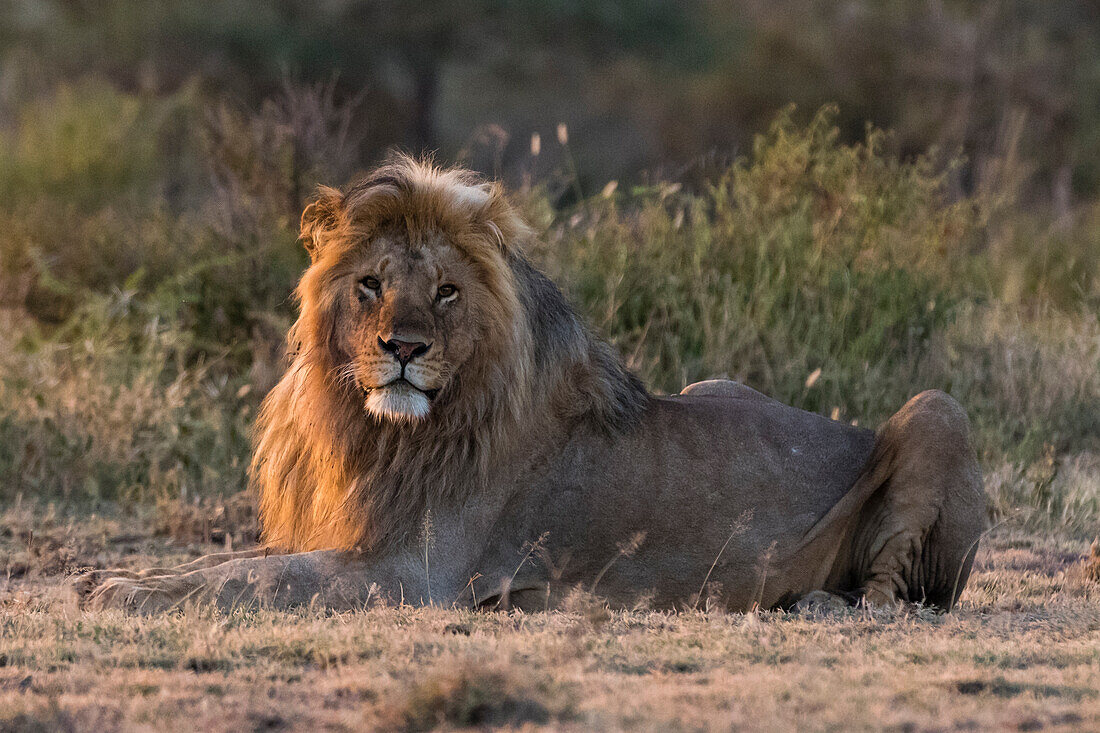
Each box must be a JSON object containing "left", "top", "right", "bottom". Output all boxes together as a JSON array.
[
  {"left": 81, "top": 550, "right": 421, "bottom": 614},
  {"left": 73, "top": 548, "right": 274, "bottom": 604}
]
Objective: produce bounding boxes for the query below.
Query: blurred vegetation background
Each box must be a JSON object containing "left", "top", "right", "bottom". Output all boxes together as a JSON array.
[{"left": 0, "top": 1, "right": 1096, "bottom": 538}]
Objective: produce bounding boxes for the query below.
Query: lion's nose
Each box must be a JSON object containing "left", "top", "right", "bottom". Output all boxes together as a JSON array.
[{"left": 379, "top": 336, "right": 431, "bottom": 366}]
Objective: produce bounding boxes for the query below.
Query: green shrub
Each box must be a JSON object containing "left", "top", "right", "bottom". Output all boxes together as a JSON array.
[
  {"left": 0, "top": 79, "right": 192, "bottom": 210},
  {"left": 539, "top": 108, "right": 970, "bottom": 425},
  {"left": 0, "top": 299, "right": 251, "bottom": 503},
  {"left": 535, "top": 107, "right": 1098, "bottom": 473},
  {"left": 0, "top": 100, "right": 1095, "bottom": 534}
]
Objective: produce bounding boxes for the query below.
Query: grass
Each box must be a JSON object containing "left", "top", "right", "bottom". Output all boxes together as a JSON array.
[
  {"left": 0, "top": 94, "right": 1099, "bottom": 729},
  {"left": 1, "top": 103, "right": 1097, "bottom": 477},
  {"left": 2, "top": 103, "right": 1096, "bottom": 537},
  {"left": 0, "top": 515, "right": 1098, "bottom": 731}
]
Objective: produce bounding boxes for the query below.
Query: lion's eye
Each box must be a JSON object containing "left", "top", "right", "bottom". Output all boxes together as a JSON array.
[
  {"left": 436, "top": 284, "right": 458, "bottom": 301},
  {"left": 358, "top": 276, "right": 381, "bottom": 297}
]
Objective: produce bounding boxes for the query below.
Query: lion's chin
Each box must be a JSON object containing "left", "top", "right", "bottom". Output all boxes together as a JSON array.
[{"left": 365, "top": 381, "right": 432, "bottom": 422}]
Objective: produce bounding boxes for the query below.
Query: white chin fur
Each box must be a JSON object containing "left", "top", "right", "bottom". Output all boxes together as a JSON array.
[{"left": 365, "top": 382, "right": 431, "bottom": 422}]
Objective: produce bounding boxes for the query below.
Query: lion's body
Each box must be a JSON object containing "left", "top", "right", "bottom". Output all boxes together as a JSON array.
[
  {"left": 81, "top": 158, "right": 986, "bottom": 613},
  {"left": 469, "top": 390, "right": 878, "bottom": 610}
]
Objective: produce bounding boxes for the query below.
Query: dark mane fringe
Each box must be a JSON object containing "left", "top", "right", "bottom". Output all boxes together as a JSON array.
[
  {"left": 250, "top": 156, "right": 648, "bottom": 554},
  {"left": 511, "top": 254, "right": 648, "bottom": 434}
]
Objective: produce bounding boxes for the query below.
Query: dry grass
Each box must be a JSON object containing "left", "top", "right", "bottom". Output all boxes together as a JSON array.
[
  {"left": 0, "top": 104, "right": 1098, "bottom": 731},
  {"left": 1, "top": 511, "right": 1098, "bottom": 732}
]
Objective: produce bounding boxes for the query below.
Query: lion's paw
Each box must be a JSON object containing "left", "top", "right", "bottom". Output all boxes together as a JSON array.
[
  {"left": 792, "top": 590, "right": 852, "bottom": 616},
  {"left": 71, "top": 568, "right": 141, "bottom": 606},
  {"left": 83, "top": 576, "right": 198, "bottom": 614}
]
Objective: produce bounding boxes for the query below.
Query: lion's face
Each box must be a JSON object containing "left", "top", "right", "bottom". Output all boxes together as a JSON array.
[
  {"left": 292, "top": 158, "right": 531, "bottom": 433},
  {"left": 333, "top": 229, "right": 485, "bottom": 423}
]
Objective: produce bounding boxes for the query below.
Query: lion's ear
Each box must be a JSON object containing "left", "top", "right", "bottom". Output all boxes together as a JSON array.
[
  {"left": 300, "top": 187, "right": 345, "bottom": 262},
  {"left": 480, "top": 183, "right": 532, "bottom": 253}
]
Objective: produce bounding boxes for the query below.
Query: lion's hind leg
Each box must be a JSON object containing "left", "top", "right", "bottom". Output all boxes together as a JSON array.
[{"left": 849, "top": 390, "right": 986, "bottom": 610}]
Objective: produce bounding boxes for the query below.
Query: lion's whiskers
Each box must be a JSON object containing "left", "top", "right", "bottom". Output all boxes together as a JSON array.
[{"left": 331, "top": 362, "right": 362, "bottom": 392}]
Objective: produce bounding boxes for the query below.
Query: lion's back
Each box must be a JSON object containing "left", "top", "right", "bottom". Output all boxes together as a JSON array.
[{"left": 646, "top": 391, "right": 877, "bottom": 518}]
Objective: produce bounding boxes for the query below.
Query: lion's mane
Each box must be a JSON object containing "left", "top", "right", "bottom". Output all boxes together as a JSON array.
[{"left": 250, "top": 156, "right": 648, "bottom": 553}]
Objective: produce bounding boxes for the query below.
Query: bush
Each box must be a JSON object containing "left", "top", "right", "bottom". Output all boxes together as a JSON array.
[
  {"left": 0, "top": 99, "right": 1095, "bottom": 534},
  {"left": 0, "top": 79, "right": 194, "bottom": 210},
  {"left": 0, "top": 300, "right": 251, "bottom": 504},
  {"left": 540, "top": 108, "right": 970, "bottom": 424}
]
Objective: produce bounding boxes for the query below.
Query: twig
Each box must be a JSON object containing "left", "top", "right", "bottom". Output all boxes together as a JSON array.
[
  {"left": 496, "top": 532, "right": 549, "bottom": 609},
  {"left": 591, "top": 531, "right": 647, "bottom": 595},
  {"left": 693, "top": 511, "right": 752, "bottom": 610}
]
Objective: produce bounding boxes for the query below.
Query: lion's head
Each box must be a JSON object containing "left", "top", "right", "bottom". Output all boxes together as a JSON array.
[
  {"left": 251, "top": 156, "right": 646, "bottom": 553},
  {"left": 294, "top": 158, "right": 533, "bottom": 425}
]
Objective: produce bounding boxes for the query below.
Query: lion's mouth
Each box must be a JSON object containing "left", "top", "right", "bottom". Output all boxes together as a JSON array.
[
  {"left": 360, "top": 378, "right": 438, "bottom": 422},
  {"left": 367, "top": 378, "right": 439, "bottom": 402}
]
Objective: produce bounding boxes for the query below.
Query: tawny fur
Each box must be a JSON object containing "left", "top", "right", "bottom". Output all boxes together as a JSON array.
[
  {"left": 250, "top": 155, "right": 639, "bottom": 553},
  {"left": 80, "top": 157, "right": 985, "bottom": 615}
]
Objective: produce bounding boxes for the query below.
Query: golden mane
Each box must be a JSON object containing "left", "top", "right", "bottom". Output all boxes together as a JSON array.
[{"left": 250, "top": 156, "right": 647, "bottom": 553}]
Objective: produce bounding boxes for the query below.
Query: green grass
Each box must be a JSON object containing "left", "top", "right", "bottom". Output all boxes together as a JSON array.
[{"left": 0, "top": 97, "right": 1097, "bottom": 536}]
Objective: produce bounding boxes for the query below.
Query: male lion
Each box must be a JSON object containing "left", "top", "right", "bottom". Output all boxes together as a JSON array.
[{"left": 79, "top": 156, "right": 985, "bottom": 614}]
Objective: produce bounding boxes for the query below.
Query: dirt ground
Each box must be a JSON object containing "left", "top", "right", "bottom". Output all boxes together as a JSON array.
[{"left": 1, "top": 510, "right": 1098, "bottom": 732}]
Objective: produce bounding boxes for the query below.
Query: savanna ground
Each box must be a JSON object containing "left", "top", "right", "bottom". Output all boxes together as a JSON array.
[
  {"left": 1, "top": 86, "right": 1099, "bottom": 730},
  {"left": 1, "top": 514, "right": 1098, "bottom": 731}
]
